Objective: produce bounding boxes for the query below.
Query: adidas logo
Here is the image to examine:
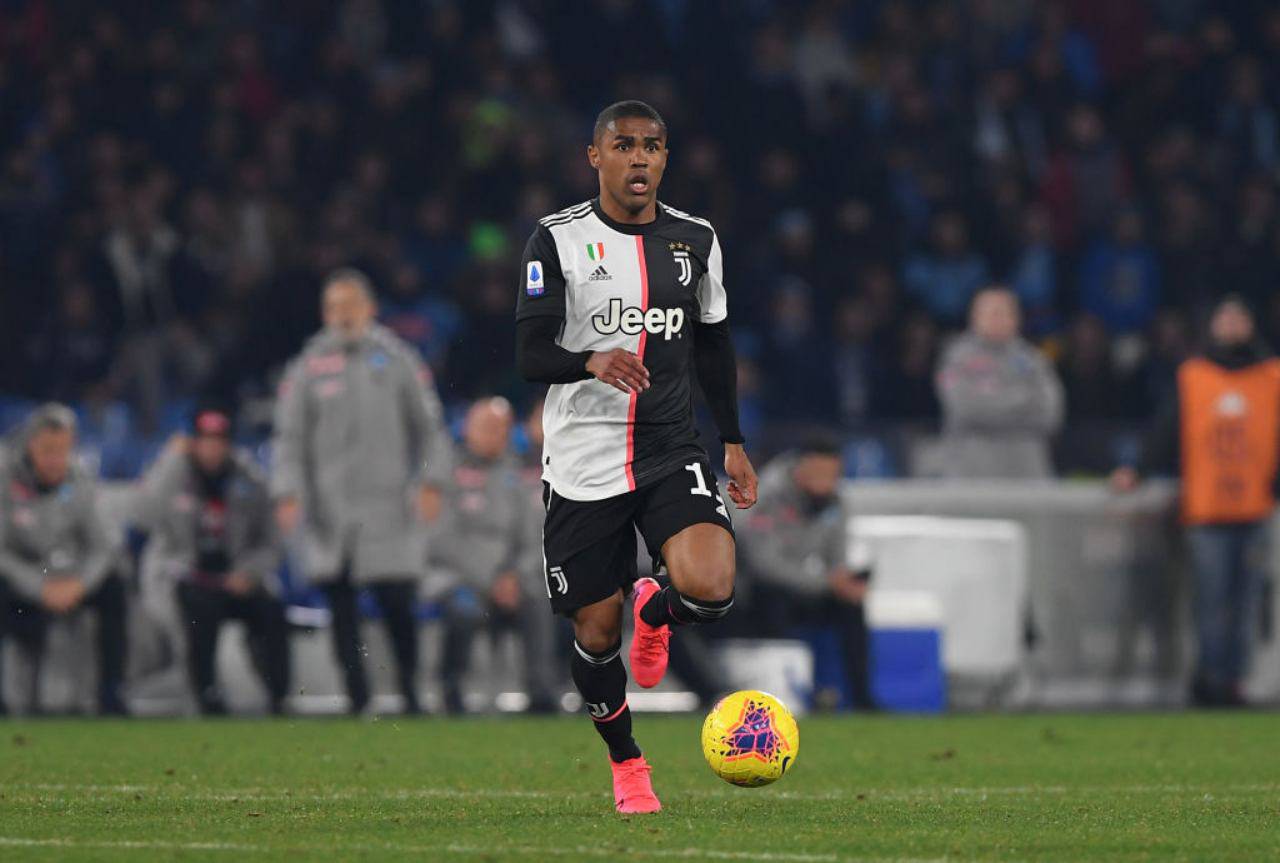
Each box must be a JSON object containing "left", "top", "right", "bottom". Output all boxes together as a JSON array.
[{"left": 588, "top": 265, "right": 612, "bottom": 281}]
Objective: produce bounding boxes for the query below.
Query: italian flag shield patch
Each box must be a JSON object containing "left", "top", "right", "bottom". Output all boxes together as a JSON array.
[{"left": 586, "top": 242, "right": 605, "bottom": 261}]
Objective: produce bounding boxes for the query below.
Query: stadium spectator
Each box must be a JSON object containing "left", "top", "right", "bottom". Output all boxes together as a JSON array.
[
  {"left": 903, "top": 211, "right": 990, "bottom": 328},
  {"left": 936, "top": 286, "right": 1064, "bottom": 478},
  {"left": 739, "top": 438, "right": 875, "bottom": 711},
  {"left": 1078, "top": 207, "right": 1162, "bottom": 335},
  {"left": 271, "top": 269, "right": 451, "bottom": 715},
  {"left": 428, "top": 397, "right": 556, "bottom": 714},
  {"left": 134, "top": 404, "right": 288, "bottom": 715},
  {"left": 1112, "top": 296, "right": 1280, "bottom": 707},
  {"left": 0, "top": 404, "right": 126, "bottom": 715}
]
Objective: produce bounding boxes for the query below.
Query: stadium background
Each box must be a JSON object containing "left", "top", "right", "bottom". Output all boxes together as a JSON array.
[
  {"left": 3, "top": 0, "right": 1279, "bottom": 474},
  {"left": 2, "top": 0, "right": 1280, "bottom": 706}
]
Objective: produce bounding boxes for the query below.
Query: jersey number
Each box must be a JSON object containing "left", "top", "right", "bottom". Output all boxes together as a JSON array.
[{"left": 685, "top": 462, "right": 729, "bottom": 520}]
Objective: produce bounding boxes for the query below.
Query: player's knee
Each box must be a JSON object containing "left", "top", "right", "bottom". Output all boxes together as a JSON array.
[
  {"left": 572, "top": 592, "right": 624, "bottom": 652},
  {"left": 674, "top": 557, "right": 735, "bottom": 606}
]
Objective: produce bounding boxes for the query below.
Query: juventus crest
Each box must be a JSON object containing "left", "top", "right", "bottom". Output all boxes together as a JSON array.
[{"left": 669, "top": 241, "right": 693, "bottom": 286}]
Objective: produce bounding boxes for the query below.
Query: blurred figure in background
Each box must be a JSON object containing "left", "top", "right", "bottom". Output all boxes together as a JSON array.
[
  {"left": 0, "top": 404, "right": 126, "bottom": 715},
  {"left": 272, "top": 270, "right": 452, "bottom": 715},
  {"left": 1112, "top": 296, "right": 1280, "bottom": 707},
  {"left": 135, "top": 403, "right": 288, "bottom": 715},
  {"left": 429, "top": 397, "right": 556, "bottom": 714},
  {"left": 739, "top": 438, "right": 875, "bottom": 711},
  {"left": 936, "top": 286, "right": 1064, "bottom": 478}
]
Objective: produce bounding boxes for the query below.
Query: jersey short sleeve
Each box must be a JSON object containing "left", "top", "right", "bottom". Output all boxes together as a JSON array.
[
  {"left": 516, "top": 224, "right": 567, "bottom": 321},
  {"left": 696, "top": 229, "right": 727, "bottom": 324}
]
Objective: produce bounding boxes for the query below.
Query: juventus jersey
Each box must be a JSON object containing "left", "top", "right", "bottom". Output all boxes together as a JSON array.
[{"left": 516, "top": 198, "right": 728, "bottom": 501}]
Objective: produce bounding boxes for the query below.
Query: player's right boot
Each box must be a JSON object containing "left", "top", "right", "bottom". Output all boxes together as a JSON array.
[
  {"left": 630, "top": 577, "right": 670, "bottom": 688},
  {"left": 610, "top": 756, "right": 662, "bottom": 814}
]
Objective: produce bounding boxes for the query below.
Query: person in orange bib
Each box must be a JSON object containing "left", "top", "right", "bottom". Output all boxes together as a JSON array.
[{"left": 1112, "top": 296, "right": 1280, "bottom": 707}]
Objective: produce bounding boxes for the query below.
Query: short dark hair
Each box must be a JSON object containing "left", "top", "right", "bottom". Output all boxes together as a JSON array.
[
  {"left": 798, "top": 431, "right": 844, "bottom": 459},
  {"left": 593, "top": 100, "right": 667, "bottom": 143}
]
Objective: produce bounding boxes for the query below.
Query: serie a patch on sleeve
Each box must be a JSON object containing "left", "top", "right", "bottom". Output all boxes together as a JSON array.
[{"left": 527, "top": 260, "right": 545, "bottom": 296}]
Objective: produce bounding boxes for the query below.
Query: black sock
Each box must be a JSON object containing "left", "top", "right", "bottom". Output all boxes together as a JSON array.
[
  {"left": 639, "top": 585, "right": 734, "bottom": 628},
  {"left": 570, "top": 640, "right": 641, "bottom": 763}
]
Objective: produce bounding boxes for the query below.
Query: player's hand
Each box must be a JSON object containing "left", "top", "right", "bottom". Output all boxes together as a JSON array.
[
  {"left": 41, "top": 577, "right": 86, "bottom": 614},
  {"left": 417, "top": 485, "right": 443, "bottom": 524},
  {"left": 586, "top": 349, "right": 650, "bottom": 395},
  {"left": 490, "top": 571, "right": 521, "bottom": 612},
  {"left": 1110, "top": 466, "right": 1139, "bottom": 493},
  {"left": 275, "top": 497, "right": 302, "bottom": 535},
  {"left": 724, "top": 443, "right": 758, "bottom": 510}
]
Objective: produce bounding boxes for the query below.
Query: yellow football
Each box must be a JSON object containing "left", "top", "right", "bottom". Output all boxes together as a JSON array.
[{"left": 700, "top": 690, "right": 800, "bottom": 787}]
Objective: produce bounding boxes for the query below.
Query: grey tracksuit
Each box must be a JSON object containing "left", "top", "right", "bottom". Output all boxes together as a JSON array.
[
  {"left": 271, "top": 324, "right": 452, "bottom": 583},
  {"left": 935, "top": 333, "right": 1064, "bottom": 479}
]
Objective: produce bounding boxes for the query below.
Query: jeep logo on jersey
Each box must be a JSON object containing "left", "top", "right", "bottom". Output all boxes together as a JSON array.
[{"left": 593, "top": 299, "right": 685, "bottom": 340}]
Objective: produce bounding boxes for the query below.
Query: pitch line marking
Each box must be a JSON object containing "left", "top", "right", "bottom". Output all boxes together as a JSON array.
[
  {"left": 0, "top": 837, "right": 953, "bottom": 863},
  {"left": 7, "top": 781, "right": 1279, "bottom": 804}
]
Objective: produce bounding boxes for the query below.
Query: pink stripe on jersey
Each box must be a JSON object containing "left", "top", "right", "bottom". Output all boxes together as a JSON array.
[{"left": 624, "top": 235, "right": 650, "bottom": 491}]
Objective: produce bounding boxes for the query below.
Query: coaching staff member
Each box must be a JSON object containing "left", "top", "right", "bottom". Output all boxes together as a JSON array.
[
  {"left": 136, "top": 403, "right": 289, "bottom": 715},
  {"left": 273, "top": 269, "right": 452, "bottom": 715},
  {"left": 0, "top": 404, "right": 127, "bottom": 715}
]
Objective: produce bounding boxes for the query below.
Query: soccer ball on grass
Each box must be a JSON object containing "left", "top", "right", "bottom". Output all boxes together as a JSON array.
[{"left": 700, "top": 689, "right": 799, "bottom": 787}]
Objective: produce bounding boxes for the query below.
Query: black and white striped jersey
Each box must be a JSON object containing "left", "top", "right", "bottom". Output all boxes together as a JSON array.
[{"left": 516, "top": 198, "right": 727, "bottom": 501}]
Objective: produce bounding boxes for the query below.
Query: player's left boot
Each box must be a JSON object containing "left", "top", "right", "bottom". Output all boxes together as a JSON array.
[
  {"left": 630, "top": 577, "right": 670, "bottom": 688},
  {"left": 610, "top": 756, "right": 662, "bottom": 813}
]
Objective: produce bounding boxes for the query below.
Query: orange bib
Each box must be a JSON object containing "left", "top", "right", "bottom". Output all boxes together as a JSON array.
[{"left": 1178, "top": 357, "right": 1280, "bottom": 525}]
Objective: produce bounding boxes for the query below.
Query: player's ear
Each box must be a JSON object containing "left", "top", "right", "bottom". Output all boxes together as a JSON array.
[{"left": 587, "top": 143, "right": 600, "bottom": 169}]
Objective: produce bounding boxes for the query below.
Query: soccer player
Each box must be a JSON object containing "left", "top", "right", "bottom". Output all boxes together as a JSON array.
[{"left": 516, "top": 101, "right": 758, "bottom": 813}]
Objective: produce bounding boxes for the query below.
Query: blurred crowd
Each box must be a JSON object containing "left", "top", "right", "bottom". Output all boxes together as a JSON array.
[{"left": 3, "top": 0, "right": 1280, "bottom": 475}]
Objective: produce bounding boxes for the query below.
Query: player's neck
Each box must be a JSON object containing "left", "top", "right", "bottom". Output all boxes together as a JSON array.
[{"left": 597, "top": 192, "right": 658, "bottom": 226}]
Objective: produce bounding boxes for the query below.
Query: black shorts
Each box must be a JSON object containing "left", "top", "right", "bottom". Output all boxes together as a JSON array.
[{"left": 541, "top": 456, "right": 734, "bottom": 616}]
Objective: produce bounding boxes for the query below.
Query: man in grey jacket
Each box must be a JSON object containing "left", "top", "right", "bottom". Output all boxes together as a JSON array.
[
  {"left": 935, "top": 286, "right": 1064, "bottom": 479},
  {"left": 272, "top": 269, "right": 451, "bottom": 714},
  {"left": 136, "top": 403, "right": 288, "bottom": 715},
  {"left": 0, "top": 404, "right": 127, "bottom": 715},
  {"left": 429, "top": 397, "right": 557, "bottom": 713},
  {"left": 739, "top": 438, "right": 875, "bottom": 710}
]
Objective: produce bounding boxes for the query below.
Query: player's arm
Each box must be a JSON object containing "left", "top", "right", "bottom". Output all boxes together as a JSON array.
[
  {"left": 693, "top": 229, "right": 756, "bottom": 509},
  {"left": 515, "top": 224, "right": 649, "bottom": 393}
]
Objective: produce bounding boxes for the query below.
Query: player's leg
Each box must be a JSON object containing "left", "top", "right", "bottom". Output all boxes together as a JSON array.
[
  {"left": 570, "top": 590, "right": 636, "bottom": 758},
  {"left": 544, "top": 486, "right": 660, "bottom": 813},
  {"left": 631, "top": 458, "right": 736, "bottom": 687}
]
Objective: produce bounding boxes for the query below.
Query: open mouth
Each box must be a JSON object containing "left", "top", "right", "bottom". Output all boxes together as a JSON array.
[{"left": 626, "top": 173, "right": 649, "bottom": 194}]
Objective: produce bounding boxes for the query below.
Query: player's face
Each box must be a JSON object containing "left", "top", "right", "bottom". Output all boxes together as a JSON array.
[
  {"left": 27, "top": 428, "right": 74, "bottom": 487},
  {"left": 588, "top": 117, "right": 667, "bottom": 216},
  {"left": 191, "top": 433, "right": 231, "bottom": 475},
  {"left": 323, "top": 281, "right": 375, "bottom": 344}
]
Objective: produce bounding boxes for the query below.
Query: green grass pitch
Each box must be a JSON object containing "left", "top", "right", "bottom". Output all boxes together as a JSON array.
[{"left": 1, "top": 713, "right": 1277, "bottom": 861}]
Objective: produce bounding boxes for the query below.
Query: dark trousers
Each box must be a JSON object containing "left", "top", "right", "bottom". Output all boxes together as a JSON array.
[
  {"left": 1187, "top": 521, "right": 1267, "bottom": 698},
  {"left": 177, "top": 581, "right": 290, "bottom": 713},
  {"left": 0, "top": 574, "right": 127, "bottom": 713},
  {"left": 322, "top": 575, "right": 419, "bottom": 712},
  {"left": 439, "top": 588, "right": 555, "bottom": 712},
  {"left": 753, "top": 583, "right": 875, "bottom": 709}
]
